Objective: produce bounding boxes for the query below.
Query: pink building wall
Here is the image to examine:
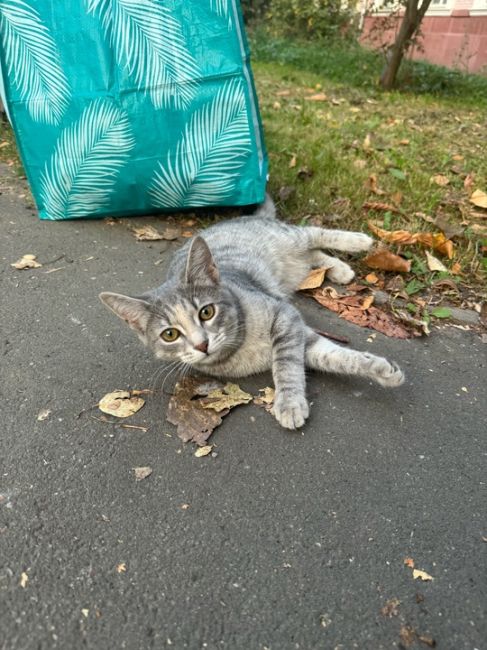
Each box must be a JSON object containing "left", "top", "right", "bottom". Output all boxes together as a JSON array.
[{"left": 361, "top": 4, "right": 487, "bottom": 74}]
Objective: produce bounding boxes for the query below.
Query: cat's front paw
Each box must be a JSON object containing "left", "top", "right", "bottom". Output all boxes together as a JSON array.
[
  {"left": 344, "top": 232, "right": 374, "bottom": 253},
  {"left": 373, "top": 359, "right": 405, "bottom": 388},
  {"left": 273, "top": 392, "right": 309, "bottom": 430}
]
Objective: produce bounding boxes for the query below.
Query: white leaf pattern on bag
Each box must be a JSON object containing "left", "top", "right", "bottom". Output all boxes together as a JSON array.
[
  {"left": 149, "top": 79, "right": 252, "bottom": 208},
  {"left": 0, "top": 0, "right": 70, "bottom": 125},
  {"left": 40, "top": 100, "right": 135, "bottom": 220},
  {"left": 86, "top": 0, "right": 201, "bottom": 110}
]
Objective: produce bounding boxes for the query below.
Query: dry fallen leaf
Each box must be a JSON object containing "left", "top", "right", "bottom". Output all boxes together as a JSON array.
[
  {"left": 425, "top": 250, "right": 448, "bottom": 272},
  {"left": 180, "top": 503, "right": 190, "bottom": 510},
  {"left": 81, "top": 609, "right": 89, "bottom": 618},
  {"left": 404, "top": 557, "right": 415, "bottom": 568},
  {"left": 365, "top": 272, "right": 379, "bottom": 284},
  {"left": 413, "top": 569, "right": 434, "bottom": 581},
  {"left": 363, "top": 201, "right": 401, "bottom": 214},
  {"left": 361, "top": 295, "right": 374, "bottom": 310},
  {"left": 11, "top": 254, "right": 42, "bottom": 270},
  {"left": 167, "top": 377, "right": 235, "bottom": 446},
  {"left": 194, "top": 445, "right": 213, "bottom": 458},
  {"left": 469, "top": 189, "right": 487, "bottom": 209},
  {"left": 417, "top": 634, "right": 436, "bottom": 647},
  {"left": 299, "top": 267, "right": 328, "bottom": 290},
  {"left": 201, "top": 383, "right": 252, "bottom": 413},
  {"left": 431, "top": 174, "right": 450, "bottom": 186},
  {"left": 451, "top": 262, "right": 462, "bottom": 275},
  {"left": 98, "top": 390, "right": 145, "bottom": 418},
  {"left": 289, "top": 154, "right": 297, "bottom": 169},
  {"left": 132, "top": 225, "right": 165, "bottom": 241},
  {"left": 37, "top": 408, "right": 51, "bottom": 421},
  {"left": 116, "top": 563, "right": 127, "bottom": 574},
  {"left": 380, "top": 597, "right": 400, "bottom": 617},
  {"left": 305, "top": 92, "right": 328, "bottom": 102},
  {"left": 364, "top": 248, "right": 411, "bottom": 273},
  {"left": 365, "top": 174, "right": 386, "bottom": 196},
  {"left": 368, "top": 221, "right": 454, "bottom": 258},
  {"left": 133, "top": 466, "right": 152, "bottom": 481},
  {"left": 308, "top": 287, "right": 417, "bottom": 339},
  {"left": 20, "top": 572, "right": 28, "bottom": 588},
  {"left": 400, "top": 625, "right": 417, "bottom": 648},
  {"left": 254, "top": 387, "right": 276, "bottom": 411}
]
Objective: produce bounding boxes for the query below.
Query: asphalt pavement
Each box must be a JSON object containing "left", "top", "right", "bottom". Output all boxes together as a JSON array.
[{"left": 1, "top": 165, "right": 486, "bottom": 650}]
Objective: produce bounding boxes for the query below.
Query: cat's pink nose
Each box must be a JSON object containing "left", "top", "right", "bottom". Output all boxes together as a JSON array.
[{"left": 194, "top": 340, "right": 208, "bottom": 354}]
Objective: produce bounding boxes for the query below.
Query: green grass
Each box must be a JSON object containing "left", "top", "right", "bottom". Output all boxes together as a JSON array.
[{"left": 250, "top": 33, "right": 487, "bottom": 288}]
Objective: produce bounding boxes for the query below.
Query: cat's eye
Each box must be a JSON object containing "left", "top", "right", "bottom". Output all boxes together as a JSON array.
[
  {"left": 199, "top": 304, "right": 215, "bottom": 321},
  {"left": 161, "top": 328, "right": 180, "bottom": 342}
]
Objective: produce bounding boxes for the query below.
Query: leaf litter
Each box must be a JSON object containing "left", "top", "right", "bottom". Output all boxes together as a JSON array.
[
  {"left": 133, "top": 467, "right": 152, "bottom": 481},
  {"left": 166, "top": 377, "right": 251, "bottom": 446},
  {"left": 305, "top": 285, "right": 419, "bottom": 339},
  {"left": 132, "top": 224, "right": 180, "bottom": 241}
]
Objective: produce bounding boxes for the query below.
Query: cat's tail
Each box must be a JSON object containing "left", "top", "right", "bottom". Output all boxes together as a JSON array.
[{"left": 253, "top": 193, "right": 276, "bottom": 219}]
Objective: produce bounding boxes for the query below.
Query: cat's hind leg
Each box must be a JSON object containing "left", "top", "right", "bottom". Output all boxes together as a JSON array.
[
  {"left": 309, "top": 250, "right": 355, "bottom": 285},
  {"left": 305, "top": 329, "right": 404, "bottom": 387}
]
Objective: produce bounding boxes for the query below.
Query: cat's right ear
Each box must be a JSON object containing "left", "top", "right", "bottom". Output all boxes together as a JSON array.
[
  {"left": 184, "top": 236, "right": 219, "bottom": 286},
  {"left": 99, "top": 292, "right": 151, "bottom": 337}
]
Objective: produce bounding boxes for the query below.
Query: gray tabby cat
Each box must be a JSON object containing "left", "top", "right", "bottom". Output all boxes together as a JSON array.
[{"left": 100, "top": 196, "right": 404, "bottom": 429}]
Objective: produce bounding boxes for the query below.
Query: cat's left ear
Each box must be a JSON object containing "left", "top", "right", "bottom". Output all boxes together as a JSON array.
[
  {"left": 185, "top": 236, "right": 219, "bottom": 286},
  {"left": 99, "top": 292, "right": 151, "bottom": 338}
]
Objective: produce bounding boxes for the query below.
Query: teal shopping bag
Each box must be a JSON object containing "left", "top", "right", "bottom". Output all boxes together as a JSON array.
[{"left": 0, "top": 0, "right": 267, "bottom": 220}]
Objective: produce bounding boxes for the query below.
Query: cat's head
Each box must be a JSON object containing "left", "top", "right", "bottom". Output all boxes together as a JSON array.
[{"left": 99, "top": 236, "right": 242, "bottom": 367}]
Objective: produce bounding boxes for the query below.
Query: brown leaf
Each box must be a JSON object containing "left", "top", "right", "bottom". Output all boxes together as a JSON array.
[
  {"left": 98, "top": 391, "right": 145, "bottom": 418},
  {"left": 299, "top": 267, "right": 327, "bottom": 290},
  {"left": 470, "top": 189, "right": 487, "bottom": 209},
  {"left": 380, "top": 597, "right": 400, "bottom": 617},
  {"left": 368, "top": 222, "right": 454, "bottom": 258},
  {"left": 308, "top": 288, "right": 415, "bottom": 339},
  {"left": 11, "top": 254, "right": 42, "bottom": 269},
  {"left": 418, "top": 634, "right": 437, "bottom": 647},
  {"left": 400, "top": 625, "right": 417, "bottom": 647},
  {"left": 365, "top": 174, "right": 386, "bottom": 196},
  {"left": 364, "top": 249, "right": 411, "bottom": 273},
  {"left": 275, "top": 89, "right": 291, "bottom": 97},
  {"left": 464, "top": 173, "right": 475, "bottom": 190},
  {"left": 133, "top": 467, "right": 152, "bottom": 481},
  {"left": 404, "top": 557, "right": 415, "bottom": 568},
  {"left": 363, "top": 201, "right": 401, "bottom": 214},
  {"left": 451, "top": 262, "right": 462, "bottom": 275},
  {"left": 471, "top": 223, "right": 487, "bottom": 236},
  {"left": 167, "top": 377, "right": 233, "bottom": 446}
]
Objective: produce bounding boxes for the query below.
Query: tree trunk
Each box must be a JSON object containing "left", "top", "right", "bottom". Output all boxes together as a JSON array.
[{"left": 380, "top": 0, "right": 432, "bottom": 90}]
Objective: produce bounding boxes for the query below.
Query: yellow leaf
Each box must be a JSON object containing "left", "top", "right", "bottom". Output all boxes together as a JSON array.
[
  {"left": 99, "top": 390, "right": 145, "bottom": 418},
  {"left": 299, "top": 267, "right": 327, "bottom": 290},
  {"left": 289, "top": 154, "right": 297, "bottom": 169},
  {"left": 365, "top": 272, "right": 379, "bottom": 284},
  {"left": 201, "top": 383, "right": 252, "bottom": 413},
  {"left": 470, "top": 189, "right": 487, "bottom": 209},
  {"left": 413, "top": 569, "right": 433, "bottom": 581},
  {"left": 363, "top": 134, "right": 372, "bottom": 150},
  {"left": 11, "top": 254, "right": 42, "bottom": 270},
  {"left": 361, "top": 295, "right": 375, "bottom": 310},
  {"left": 254, "top": 387, "right": 275, "bottom": 407},
  {"left": 195, "top": 445, "right": 213, "bottom": 457},
  {"left": 425, "top": 250, "right": 447, "bottom": 272}
]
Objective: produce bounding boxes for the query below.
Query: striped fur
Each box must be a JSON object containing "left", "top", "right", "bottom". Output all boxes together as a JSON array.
[{"left": 100, "top": 195, "right": 404, "bottom": 429}]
